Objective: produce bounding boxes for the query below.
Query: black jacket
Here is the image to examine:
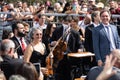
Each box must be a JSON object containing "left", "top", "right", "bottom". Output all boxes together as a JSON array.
[
  {"left": 10, "top": 36, "right": 29, "bottom": 57},
  {"left": 84, "top": 24, "right": 95, "bottom": 53},
  {"left": 0, "top": 55, "right": 23, "bottom": 79},
  {"left": 51, "top": 24, "right": 82, "bottom": 53}
]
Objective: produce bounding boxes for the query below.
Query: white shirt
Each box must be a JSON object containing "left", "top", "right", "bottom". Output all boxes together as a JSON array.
[
  {"left": 93, "top": 23, "right": 99, "bottom": 27},
  {"left": 78, "top": 20, "right": 92, "bottom": 29},
  {"left": 33, "top": 22, "right": 47, "bottom": 29},
  {"left": 62, "top": 24, "right": 69, "bottom": 34},
  {"left": 16, "top": 37, "right": 27, "bottom": 48}
]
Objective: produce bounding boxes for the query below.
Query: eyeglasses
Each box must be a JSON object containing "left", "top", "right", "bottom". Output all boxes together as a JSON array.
[
  {"left": 52, "top": 27, "right": 56, "bottom": 29},
  {"left": 25, "top": 31, "right": 29, "bottom": 34},
  {"left": 35, "top": 33, "right": 42, "bottom": 36}
]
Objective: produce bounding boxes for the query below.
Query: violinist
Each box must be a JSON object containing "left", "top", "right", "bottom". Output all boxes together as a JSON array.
[
  {"left": 70, "top": 16, "right": 85, "bottom": 42},
  {"left": 50, "top": 15, "right": 83, "bottom": 80}
]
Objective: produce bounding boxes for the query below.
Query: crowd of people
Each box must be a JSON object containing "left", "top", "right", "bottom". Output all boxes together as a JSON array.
[{"left": 0, "top": 0, "right": 120, "bottom": 80}]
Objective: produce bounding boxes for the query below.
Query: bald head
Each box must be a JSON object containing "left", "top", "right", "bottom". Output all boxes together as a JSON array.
[
  {"left": 84, "top": 14, "right": 92, "bottom": 25},
  {"left": 111, "top": 49, "right": 120, "bottom": 60},
  {"left": 111, "top": 49, "right": 120, "bottom": 68},
  {"left": 0, "top": 39, "right": 15, "bottom": 55}
]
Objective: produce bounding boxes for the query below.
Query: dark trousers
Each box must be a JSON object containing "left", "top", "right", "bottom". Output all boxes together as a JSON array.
[
  {"left": 55, "top": 55, "right": 84, "bottom": 80},
  {"left": 55, "top": 55, "right": 72, "bottom": 80}
]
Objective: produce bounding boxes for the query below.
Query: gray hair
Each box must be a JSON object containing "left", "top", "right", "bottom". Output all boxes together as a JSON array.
[
  {"left": 91, "top": 11, "right": 100, "bottom": 22},
  {"left": 9, "top": 75, "right": 27, "bottom": 80},
  {"left": 0, "top": 39, "right": 15, "bottom": 53},
  {"left": 29, "top": 27, "right": 43, "bottom": 40}
]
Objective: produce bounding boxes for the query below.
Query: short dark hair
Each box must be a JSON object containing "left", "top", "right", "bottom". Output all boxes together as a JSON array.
[
  {"left": 37, "top": 14, "right": 42, "bottom": 18},
  {"left": 72, "top": 16, "right": 79, "bottom": 23},
  {"left": 100, "top": 10, "right": 111, "bottom": 17},
  {"left": 47, "top": 6, "right": 54, "bottom": 11},
  {"left": 2, "top": 30, "right": 12, "bottom": 40},
  {"left": 22, "top": 22, "right": 30, "bottom": 28},
  {"left": 63, "top": 15, "right": 72, "bottom": 22},
  {"left": 12, "top": 21, "right": 22, "bottom": 33}
]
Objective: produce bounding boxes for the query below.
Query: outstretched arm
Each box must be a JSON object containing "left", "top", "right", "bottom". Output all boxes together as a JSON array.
[{"left": 96, "top": 54, "right": 117, "bottom": 80}]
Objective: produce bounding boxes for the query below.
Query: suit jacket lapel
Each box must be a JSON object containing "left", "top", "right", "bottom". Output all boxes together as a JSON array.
[
  {"left": 14, "top": 37, "right": 21, "bottom": 46},
  {"left": 67, "top": 32, "right": 75, "bottom": 51},
  {"left": 110, "top": 25, "right": 116, "bottom": 39},
  {"left": 100, "top": 24, "right": 110, "bottom": 41},
  {"left": 110, "top": 25, "right": 117, "bottom": 46}
]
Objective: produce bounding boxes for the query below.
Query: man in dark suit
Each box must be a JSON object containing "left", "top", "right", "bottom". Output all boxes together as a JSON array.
[
  {"left": 84, "top": 11, "right": 100, "bottom": 53},
  {"left": 92, "top": 10, "right": 120, "bottom": 66},
  {"left": 84, "top": 11, "right": 100, "bottom": 69},
  {"left": 0, "top": 39, "right": 23, "bottom": 80},
  {"left": 51, "top": 16, "right": 82, "bottom": 80},
  {"left": 51, "top": 16, "right": 82, "bottom": 53},
  {"left": 11, "top": 21, "right": 28, "bottom": 58}
]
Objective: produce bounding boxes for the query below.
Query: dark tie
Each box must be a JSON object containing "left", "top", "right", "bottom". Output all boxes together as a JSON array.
[{"left": 20, "top": 38, "right": 26, "bottom": 52}]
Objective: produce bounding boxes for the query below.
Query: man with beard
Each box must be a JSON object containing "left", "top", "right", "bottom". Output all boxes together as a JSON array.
[{"left": 11, "top": 21, "right": 28, "bottom": 59}]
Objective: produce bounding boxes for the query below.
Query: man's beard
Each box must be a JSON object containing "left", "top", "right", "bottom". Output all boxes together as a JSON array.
[{"left": 18, "top": 31, "right": 25, "bottom": 37}]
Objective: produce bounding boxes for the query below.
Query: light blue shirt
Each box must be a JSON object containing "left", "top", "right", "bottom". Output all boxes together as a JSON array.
[{"left": 104, "top": 25, "right": 116, "bottom": 51}]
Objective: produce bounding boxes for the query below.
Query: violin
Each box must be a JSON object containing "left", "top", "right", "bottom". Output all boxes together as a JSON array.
[
  {"left": 51, "top": 27, "right": 70, "bottom": 68},
  {"left": 46, "top": 54, "right": 53, "bottom": 76},
  {"left": 46, "top": 27, "right": 70, "bottom": 72},
  {"left": 53, "top": 40, "right": 67, "bottom": 62}
]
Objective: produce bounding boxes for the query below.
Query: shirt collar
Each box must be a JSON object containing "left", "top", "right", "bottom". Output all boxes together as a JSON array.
[
  {"left": 93, "top": 23, "right": 99, "bottom": 27},
  {"left": 102, "top": 23, "right": 110, "bottom": 27}
]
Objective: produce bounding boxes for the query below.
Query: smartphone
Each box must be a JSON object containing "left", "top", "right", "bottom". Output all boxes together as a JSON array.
[{"left": 33, "top": 63, "right": 41, "bottom": 75}]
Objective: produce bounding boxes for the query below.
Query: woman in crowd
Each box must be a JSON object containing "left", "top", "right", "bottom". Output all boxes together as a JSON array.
[
  {"left": 16, "top": 62, "right": 42, "bottom": 80},
  {"left": 24, "top": 27, "right": 48, "bottom": 76},
  {"left": 62, "top": 2, "right": 72, "bottom": 14},
  {"left": 2, "top": 30, "right": 14, "bottom": 40},
  {"left": 42, "top": 23, "right": 56, "bottom": 54}
]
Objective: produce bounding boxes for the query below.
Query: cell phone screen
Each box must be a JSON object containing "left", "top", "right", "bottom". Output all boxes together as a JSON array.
[{"left": 33, "top": 63, "right": 40, "bottom": 75}]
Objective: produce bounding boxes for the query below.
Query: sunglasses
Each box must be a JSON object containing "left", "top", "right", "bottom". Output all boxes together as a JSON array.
[
  {"left": 35, "top": 33, "right": 42, "bottom": 36},
  {"left": 52, "top": 27, "right": 56, "bottom": 29},
  {"left": 25, "top": 31, "right": 29, "bottom": 33}
]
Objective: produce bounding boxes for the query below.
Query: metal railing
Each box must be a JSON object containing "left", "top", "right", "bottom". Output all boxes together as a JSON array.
[
  {"left": 0, "top": 12, "right": 120, "bottom": 41},
  {"left": 0, "top": 12, "right": 120, "bottom": 23},
  {"left": 0, "top": 12, "right": 120, "bottom": 17}
]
